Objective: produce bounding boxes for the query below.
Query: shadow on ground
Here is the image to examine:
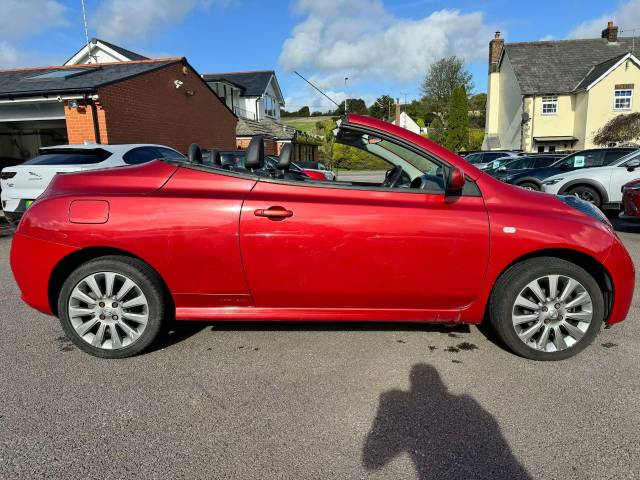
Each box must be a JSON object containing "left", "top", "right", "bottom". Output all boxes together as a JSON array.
[
  {"left": 612, "top": 217, "right": 640, "bottom": 234},
  {"left": 362, "top": 364, "right": 531, "bottom": 480}
]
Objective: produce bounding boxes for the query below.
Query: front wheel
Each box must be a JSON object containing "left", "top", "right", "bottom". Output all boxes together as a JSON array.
[
  {"left": 58, "top": 256, "right": 167, "bottom": 358},
  {"left": 517, "top": 181, "right": 540, "bottom": 191},
  {"left": 567, "top": 185, "right": 602, "bottom": 208},
  {"left": 489, "top": 257, "right": 604, "bottom": 360}
]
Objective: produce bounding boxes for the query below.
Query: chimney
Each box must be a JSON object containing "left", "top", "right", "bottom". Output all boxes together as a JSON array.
[
  {"left": 601, "top": 21, "right": 619, "bottom": 42},
  {"left": 395, "top": 99, "right": 401, "bottom": 126},
  {"left": 489, "top": 31, "right": 504, "bottom": 73}
]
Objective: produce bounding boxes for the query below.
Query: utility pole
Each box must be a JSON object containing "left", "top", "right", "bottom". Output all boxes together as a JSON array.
[
  {"left": 401, "top": 92, "right": 409, "bottom": 112},
  {"left": 344, "top": 77, "right": 349, "bottom": 114}
]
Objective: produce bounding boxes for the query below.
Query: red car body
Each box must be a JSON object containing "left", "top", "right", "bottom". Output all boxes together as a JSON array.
[
  {"left": 622, "top": 179, "right": 640, "bottom": 220},
  {"left": 9, "top": 115, "right": 634, "bottom": 336}
]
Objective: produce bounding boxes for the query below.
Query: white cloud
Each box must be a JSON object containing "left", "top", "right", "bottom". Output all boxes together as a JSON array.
[
  {"left": 279, "top": 0, "right": 496, "bottom": 88},
  {"left": 93, "top": 0, "right": 231, "bottom": 41},
  {"left": 0, "top": 0, "right": 68, "bottom": 68},
  {"left": 0, "top": 0, "right": 67, "bottom": 40},
  {"left": 569, "top": 0, "right": 640, "bottom": 39}
]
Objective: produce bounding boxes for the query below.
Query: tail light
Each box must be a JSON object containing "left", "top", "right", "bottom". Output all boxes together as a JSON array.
[{"left": 0, "top": 172, "right": 16, "bottom": 180}]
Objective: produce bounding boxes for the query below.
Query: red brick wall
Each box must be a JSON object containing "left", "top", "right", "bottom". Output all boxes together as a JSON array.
[
  {"left": 237, "top": 136, "right": 278, "bottom": 156},
  {"left": 93, "top": 61, "right": 236, "bottom": 153},
  {"left": 65, "top": 103, "right": 108, "bottom": 144}
]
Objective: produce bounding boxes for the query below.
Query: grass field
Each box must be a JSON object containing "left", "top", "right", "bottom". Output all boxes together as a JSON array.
[{"left": 282, "top": 116, "right": 334, "bottom": 133}]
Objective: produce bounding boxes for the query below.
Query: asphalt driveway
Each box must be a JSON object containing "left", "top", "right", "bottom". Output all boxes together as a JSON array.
[{"left": 1, "top": 220, "right": 639, "bottom": 479}]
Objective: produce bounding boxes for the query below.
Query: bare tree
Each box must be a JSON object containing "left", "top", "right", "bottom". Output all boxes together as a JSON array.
[{"left": 593, "top": 112, "right": 640, "bottom": 146}]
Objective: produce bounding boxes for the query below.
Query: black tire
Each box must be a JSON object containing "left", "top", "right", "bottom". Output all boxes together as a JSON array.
[
  {"left": 566, "top": 185, "right": 602, "bottom": 208},
  {"left": 489, "top": 257, "right": 604, "bottom": 361},
  {"left": 58, "top": 255, "right": 167, "bottom": 359},
  {"left": 517, "top": 181, "right": 540, "bottom": 191}
]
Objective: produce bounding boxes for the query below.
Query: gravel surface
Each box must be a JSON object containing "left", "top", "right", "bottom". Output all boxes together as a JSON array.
[{"left": 1, "top": 220, "right": 639, "bottom": 480}]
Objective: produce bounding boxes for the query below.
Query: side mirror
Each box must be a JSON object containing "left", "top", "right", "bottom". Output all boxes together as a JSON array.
[
  {"left": 626, "top": 159, "right": 640, "bottom": 171},
  {"left": 559, "top": 163, "right": 570, "bottom": 171},
  {"left": 446, "top": 167, "right": 466, "bottom": 193}
]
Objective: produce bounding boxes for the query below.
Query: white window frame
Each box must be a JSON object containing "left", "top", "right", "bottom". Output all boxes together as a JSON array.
[
  {"left": 541, "top": 96, "right": 558, "bottom": 115},
  {"left": 613, "top": 89, "right": 633, "bottom": 111}
]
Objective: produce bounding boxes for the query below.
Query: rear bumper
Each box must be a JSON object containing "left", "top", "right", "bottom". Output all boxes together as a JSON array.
[
  {"left": 10, "top": 233, "right": 78, "bottom": 315},
  {"left": 603, "top": 237, "right": 635, "bottom": 325}
]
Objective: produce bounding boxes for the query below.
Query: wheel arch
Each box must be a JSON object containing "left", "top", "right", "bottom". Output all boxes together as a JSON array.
[
  {"left": 48, "top": 246, "right": 174, "bottom": 317},
  {"left": 487, "top": 248, "right": 614, "bottom": 321},
  {"left": 558, "top": 179, "right": 609, "bottom": 204},
  {"left": 513, "top": 177, "right": 542, "bottom": 188}
]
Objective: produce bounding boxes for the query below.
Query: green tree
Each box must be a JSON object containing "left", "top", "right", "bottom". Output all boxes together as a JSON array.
[
  {"left": 428, "top": 117, "right": 445, "bottom": 145},
  {"left": 421, "top": 56, "right": 474, "bottom": 122},
  {"left": 468, "top": 93, "right": 487, "bottom": 129},
  {"left": 368, "top": 95, "right": 395, "bottom": 120},
  {"left": 444, "top": 86, "right": 470, "bottom": 152},
  {"left": 334, "top": 98, "right": 368, "bottom": 115}
]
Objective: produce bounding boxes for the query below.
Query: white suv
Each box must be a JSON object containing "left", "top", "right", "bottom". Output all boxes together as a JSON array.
[
  {"left": 0, "top": 144, "right": 184, "bottom": 224},
  {"left": 541, "top": 149, "right": 640, "bottom": 210}
]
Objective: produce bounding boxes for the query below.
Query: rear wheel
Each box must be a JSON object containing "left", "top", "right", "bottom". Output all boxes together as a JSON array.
[
  {"left": 567, "top": 185, "right": 601, "bottom": 208},
  {"left": 58, "top": 256, "right": 166, "bottom": 358},
  {"left": 489, "top": 257, "right": 604, "bottom": 360},
  {"left": 518, "top": 181, "right": 540, "bottom": 191}
]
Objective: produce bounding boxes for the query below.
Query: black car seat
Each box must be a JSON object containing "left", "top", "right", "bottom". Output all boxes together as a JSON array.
[
  {"left": 244, "top": 136, "right": 268, "bottom": 176},
  {"left": 209, "top": 149, "right": 222, "bottom": 167},
  {"left": 188, "top": 143, "right": 203, "bottom": 165}
]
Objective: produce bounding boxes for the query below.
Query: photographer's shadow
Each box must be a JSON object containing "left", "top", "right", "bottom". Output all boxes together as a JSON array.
[{"left": 363, "top": 364, "right": 531, "bottom": 479}]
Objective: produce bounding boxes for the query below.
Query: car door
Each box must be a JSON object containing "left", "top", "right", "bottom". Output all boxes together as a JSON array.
[
  {"left": 239, "top": 135, "right": 490, "bottom": 315},
  {"left": 610, "top": 156, "right": 640, "bottom": 203}
]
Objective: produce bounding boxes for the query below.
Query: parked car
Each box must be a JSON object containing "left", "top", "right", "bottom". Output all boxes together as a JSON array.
[
  {"left": 0, "top": 156, "right": 25, "bottom": 196},
  {"left": 0, "top": 144, "right": 185, "bottom": 224},
  {"left": 9, "top": 114, "right": 634, "bottom": 361},
  {"left": 463, "top": 150, "right": 519, "bottom": 170},
  {"left": 296, "top": 160, "right": 335, "bottom": 180},
  {"left": 485, "top": 155, "right": 563, "bottom": 179},
  {"left": 621, "top": 178, "right": 640, "bottom": 220},
  {"left": 542, "top": 150, "right": 640, "bottom": 210},
  {"left": 505, "top": 148, "right": 637, "bottom": 190}
]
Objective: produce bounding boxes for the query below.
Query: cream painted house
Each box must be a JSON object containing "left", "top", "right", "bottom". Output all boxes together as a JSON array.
[{"left": 483, "top": 22, "right": 640, "bottom": 153}]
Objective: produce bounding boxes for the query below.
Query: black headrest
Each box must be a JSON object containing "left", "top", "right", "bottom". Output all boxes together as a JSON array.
[
  {"left": 209, "top": 149, "right": 222, "bottom": 166},
  {"left": 278, "top": 143, "right": 292, "bottom": 170},
  {"left": 188, "top": 143, "right": 203, "bottom": 164},
  {"left": 245, "top": 136, "right": 264, "bottom": 170}
]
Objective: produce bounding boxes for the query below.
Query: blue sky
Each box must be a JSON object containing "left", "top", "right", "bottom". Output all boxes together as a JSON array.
[{"left": 2, "top": 0, "right": 638, "bottom": 112}]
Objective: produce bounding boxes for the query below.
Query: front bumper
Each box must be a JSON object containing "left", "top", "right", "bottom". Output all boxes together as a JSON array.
[{"left": 603, "top": 237, "right": 635, "bottom": 325}]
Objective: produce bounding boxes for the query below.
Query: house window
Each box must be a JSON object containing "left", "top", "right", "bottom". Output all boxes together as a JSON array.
[
  {"left": 541, "top": 96, "right": 558, "bottom": 115},
  {"left": 264, "top": 95, "right": 277, "bottom": 118},
  {"left": 614, "top": 89, "right": 633, "bottom": 111}
]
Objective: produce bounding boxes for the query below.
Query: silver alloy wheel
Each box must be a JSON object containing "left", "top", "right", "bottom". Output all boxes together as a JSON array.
[
  {"left": 573, "top": 190, "right": 597, "bottom": 204},
  {"left": 511, "top": 274, "right": 593, "bottom": 352},
  {"left": 67, "top": 271, "right": 149, "bottom": 350}
]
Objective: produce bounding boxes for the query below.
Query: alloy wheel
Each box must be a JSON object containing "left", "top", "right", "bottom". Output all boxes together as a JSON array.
[
  {"left": 511, "top": 274, "right": 593, "bottom": 352},
  {"left": 67, "top": 271, "right": 149, "bottom": 350}
]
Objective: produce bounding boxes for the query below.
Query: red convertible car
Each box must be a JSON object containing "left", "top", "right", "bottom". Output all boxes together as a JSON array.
[{"left": 10, "top": 115, "right": 634, "bottom": 360}]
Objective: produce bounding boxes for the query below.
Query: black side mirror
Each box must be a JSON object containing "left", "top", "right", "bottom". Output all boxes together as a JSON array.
[{"left": 626, "top": 159, "right": 640, "bottom": 171}]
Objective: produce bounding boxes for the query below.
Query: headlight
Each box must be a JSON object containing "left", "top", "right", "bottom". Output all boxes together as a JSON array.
[
  {"left": 558, "top": 195, "right": 611, "bottom": 227},
  {"left": 542, "top": 177, "right": 564, "bottom": 186}
]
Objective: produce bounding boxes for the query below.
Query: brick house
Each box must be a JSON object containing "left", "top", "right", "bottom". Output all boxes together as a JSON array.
[
  {"left": 484, "top": 21, "right": 640, "bottom": 153},
  {"left": 203, "top": 70, "right": 320, "bottom": 161},
  {"left": 0, "top": 58, "right": 237, "bottom": 159}
]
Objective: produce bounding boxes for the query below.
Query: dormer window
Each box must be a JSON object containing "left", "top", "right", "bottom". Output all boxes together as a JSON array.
[
  {"left": 614, "top": 88, "right": 633, "bottom": 111},
  {"left": 541, "top": 96, "right": 558, "bottom": 115}
]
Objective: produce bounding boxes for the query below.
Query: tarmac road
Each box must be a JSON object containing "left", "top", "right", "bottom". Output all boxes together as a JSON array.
[{"left": 1, "top": 219, "right": 639, "bottom": 479}]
